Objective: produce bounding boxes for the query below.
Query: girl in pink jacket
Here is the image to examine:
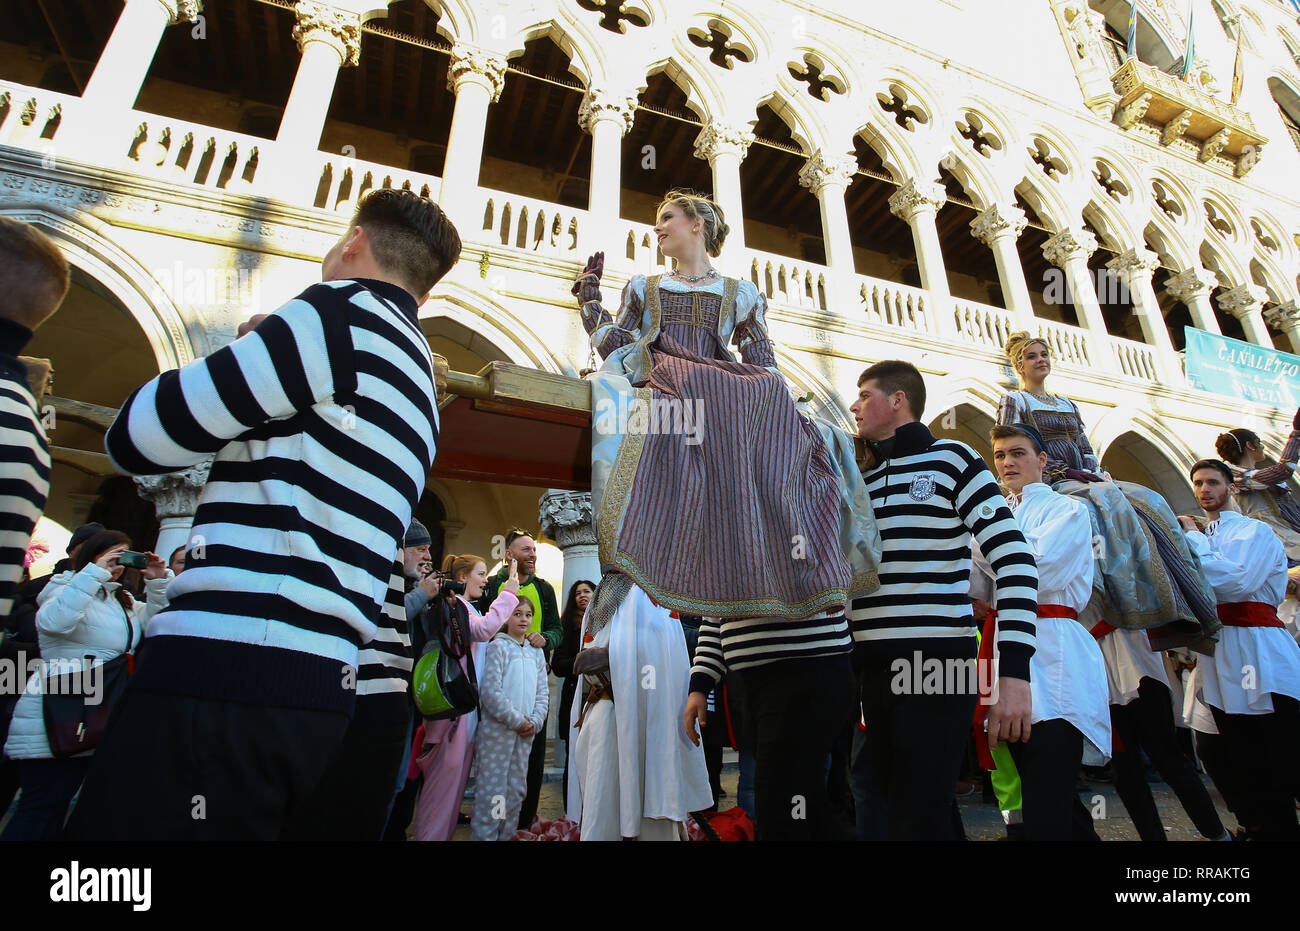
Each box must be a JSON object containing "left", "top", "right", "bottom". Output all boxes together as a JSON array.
[{"left": 412, "top": 553, "right": 519, "bottom": 841}]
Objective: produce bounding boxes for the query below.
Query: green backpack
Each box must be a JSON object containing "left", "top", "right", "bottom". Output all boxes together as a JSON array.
[{"left": 412, "top": 597, "right": 479, "bottom": 719}]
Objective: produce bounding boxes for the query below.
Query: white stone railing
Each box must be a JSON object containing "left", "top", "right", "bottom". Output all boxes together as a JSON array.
[
  {"left": 745, "top": 248, "right": 829, "bottom": 312},
  {"left": 1039, "top": 319, "right": 1093, "bottom": 369},
  {"left": 308, "top": 150, "right": 440, "bottom": 213},
  {"left": 952, "top": 298, "right": 1016, "bottom": 353},
  {"left": 1112, "top": 335, "right": 1159, "bottom": 382},
  {"left": 125, "top": 114, "right": 265, "bottom": 192},
  {"left": 857, "top": 275, "right": 930, "bottom": 335},
  {"left": 0, "top": 81, "right": 77, "bottom": 151},
  {"left": 478, "top": 188, "right": 586, "bottom": 258}
]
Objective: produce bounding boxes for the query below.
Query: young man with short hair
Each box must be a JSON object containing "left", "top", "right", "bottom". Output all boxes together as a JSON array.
[
  {"left": 847, "top": 360, "right": 1037, "bottom": 840},
  {"left": 1179, "top": 458, "right": 1300, "bottom": 840},
  {"left": 476, "top": 527, "right": 560, "bottom": 828},
  {"left": 67, "top": 189, "right": 461, "bottom": 840},
  {"left": 983, "top": 423, "right": 1109, "bottom": 840}
]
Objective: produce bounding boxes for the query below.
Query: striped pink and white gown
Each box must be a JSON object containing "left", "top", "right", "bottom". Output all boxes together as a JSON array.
[{"left": 613, "top": 287, "right": 850, "bottom": 620}]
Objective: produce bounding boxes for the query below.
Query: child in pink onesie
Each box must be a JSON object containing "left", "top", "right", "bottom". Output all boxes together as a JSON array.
[{"left": 471, "top": 599, "right": 549, "bottom": 841}]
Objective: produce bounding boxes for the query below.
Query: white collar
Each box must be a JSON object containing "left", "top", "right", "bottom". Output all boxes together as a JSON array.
[
  {"left": 1207, "top": 510, "right": 1243, "bottom": 535},
  {"left": 1006, "top": 481, "right": 1049, "bottom": 510}
]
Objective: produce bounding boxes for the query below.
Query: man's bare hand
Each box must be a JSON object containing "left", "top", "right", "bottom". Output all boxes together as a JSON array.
[
  {"left": 236, "top": 314, "right": 269, "bottom": 339},
  {"left": 684, "top": 691, "right": 708, "bottom": 746},
  {"left": 984, "top": 677, "right": 1032, "bottom": 753},
  {"left": 1177, "top": 515, "right": 1204, "bottom": 533}
]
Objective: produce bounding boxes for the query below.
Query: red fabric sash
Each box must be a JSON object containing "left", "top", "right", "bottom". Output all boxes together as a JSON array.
[
  {"left": 1216, "top": 602, "right": 1285, "bottom": 628},
  {"left": 971, "top": 605, "right": 1076, "bottom": 770},
  {"left": 1089, "top": 619, "right": 1117, "bottom": 639}
]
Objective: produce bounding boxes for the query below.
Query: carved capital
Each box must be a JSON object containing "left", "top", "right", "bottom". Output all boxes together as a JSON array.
[
  {"left": 1106, "top": 247, "right": 1161, "bottom": 284},
  {"left": 159, "top": 0, "right": 203, "bottom": 24},
  {"left": 888, "top": 179, "right": 946, "bottom": 222},
  {"left": 969, "top": 204, "right": 1027, "bottom": 244},
  {"left": 292, "top": 1, "right": 362, "bottom": 67},
  {"left": 578, "top": 86, "right": 638, "bottom": 135},
  {"left": 448, "top": 44, "right": 508, "bottom": 102},
  {"left": 693, "top": 120, "right": 755, "bottom": 163},
  {"left": 798, "top": 150, "right": 858, "bottom": 194},
  {"left": 1263, "top": 301, "right": 1300, "bottom": 331},
  {"left": 1164, "top": 267, "right": 1216, "bottom": 302},
  {"left": 538, "top": 490, "right": 596, "bottom": 550},
  {"left": 1042, "top": 228, "right": 1097, "bottom": 268},
  {"left": 1218, "top": 284, "right": 1268, "bottom": 320},
  {"left": 133, "top": 459, "right": 213, "bottom": 520}
]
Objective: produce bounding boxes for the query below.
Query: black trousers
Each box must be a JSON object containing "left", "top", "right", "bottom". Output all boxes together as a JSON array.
[
  {"left": 1006, "top": 718, "right": 1100, "bottom": 841},
  {"left": 517, "top": 714, "right": 547, "bottom": 830},
  {"left": 736, "top": 653, "right": 855, "bottom": 841},
  {"left": 1209, "top": 694, "right": 1300, "bottom": 840},
  {"left": 281, "top": 692, "right": 410, "bottom": 841},
  {"left": 857, "top": 644, "right": 977, "bottom": 841},
  {"left": 1194, "top": 730, "right": 1245, "bottom": 824},
  {"left": 1110, "top": 677, "right": 1225, "bottom": 841},
  {"left": 64, "top": 689, "right": 350, "bottom": 841}
]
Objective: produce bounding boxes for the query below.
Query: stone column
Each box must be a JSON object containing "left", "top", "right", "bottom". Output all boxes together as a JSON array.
[
  {"left": 969, "top": 204, "right": 1033, "bottom": 326},
  {"left": 578, "top": 87, "right": 638, "bottom": 254},
  {"left": 133, "top": 460, "right": 212, "bottom": 564},
  {"left": 1164, "top": 267, "right": 1221, "bottom": 334},
  {"left": 693, "top": 121, "right": 754, "bottom": 253},
  {"left": 1107, "top": 247, "right": 1182, "bottom": 383},
  {"left": 1264, "top": 302, "right": 1300, "bottom": 356},
  {"left": 437, "top": 44, "right": 508, "bottom": 229},
  {"left": 276, "top": 2, "right": 362, "bottom": 149},
  {"left": 538, "top": 490, "right": 598, "bottom": 599},
  {"left": 1042, "top": 228, "right": 1118, "bottom": 371},
  {"left": 798, "top": 150, "right": 858, "bottom": 307},
  {"left": 82, "top": 0, "right": 203, "bottom": 107},
  {"left": 1219, "top": 284, "right": 1274, "bottom": 347},
  {"left": 889, "top": 179, "right": 953, "bottom": 336}
]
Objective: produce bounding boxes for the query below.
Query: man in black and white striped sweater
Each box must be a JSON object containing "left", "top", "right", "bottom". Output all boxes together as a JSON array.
[
  {"left": 68, "top": 189, "right": 460, "bottom": 841},
  {"left": 848, "top": 360, "right": 1038, "bottom": 840},
  {"left": 0, "top": 218, "right": 66, "bottom": 621}
]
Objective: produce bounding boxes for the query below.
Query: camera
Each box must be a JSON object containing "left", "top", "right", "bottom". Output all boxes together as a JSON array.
[{"left": 118, "top": 551, "right": 150, "bottom": 569}]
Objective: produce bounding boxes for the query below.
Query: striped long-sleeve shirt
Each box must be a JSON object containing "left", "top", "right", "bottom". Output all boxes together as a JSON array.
[
  {"left": 0, "top": 327, "right": 51, "bottom": 619},
  {"left": 688, "top": 609, "right": 852, "bottom": 694},
  {"left": 106, "top": 278, "right": 437, "bottom": 714},
  {"left": 849, "top": 421, "right": 1038, "bottom": 681}
]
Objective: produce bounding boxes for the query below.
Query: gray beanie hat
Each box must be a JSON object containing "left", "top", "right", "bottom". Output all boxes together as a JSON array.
[{"left": 404, "top": 519, "right": 432, "bottom": 548}]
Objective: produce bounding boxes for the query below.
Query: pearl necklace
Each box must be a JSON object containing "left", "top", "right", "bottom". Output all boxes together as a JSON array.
[{"left": 670, "top": 267, "right": 719, "bottom": 283}]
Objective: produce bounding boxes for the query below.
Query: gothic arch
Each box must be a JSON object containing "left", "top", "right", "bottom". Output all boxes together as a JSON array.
[
  {"left": 507, "top": 16, "right": 603, "bottom": 86},
  {"left": 424, "top": 282, "right": 567, "bottom": 374},
  {"left": 926, "top": 375, "right": 1003, "bottom": 427},
  {"left": 1, "top": 205, "right": 195, "bottom": 370},
  {"left": 1093, "top": 410, "right": 1200, "bottom": 513},
  {"left": 853, "top": 114, "right": 920, "bottom": 183},
  {"left": 1089, "top": 0, "right": 1183, "bottom": 71},
  {"left": 754, "top": 89, "right": 817, "bottom": 156},
  {"left": 937, "top": 148, "right": 999, "bottom": 213},
  {"left": 1082, "top": 193, "right": 1140, "bottom": 251},
  {"left": 772, "top": 347, "right": 855, "bottom": 433},
  {"left": 1014, "top": 174, "right": 1072, "bottom": 231},
  {"left": 1199, "top": 238, "right": 1247, "bottom": 289}
]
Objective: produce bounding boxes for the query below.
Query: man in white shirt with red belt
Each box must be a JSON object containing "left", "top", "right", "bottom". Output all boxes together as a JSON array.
[
  {"left": 1179, "top": 458, "right": 1300, "bottom": 840},
  {"left": 981, "top": 423, "right": 1110, "bottom": 840}
]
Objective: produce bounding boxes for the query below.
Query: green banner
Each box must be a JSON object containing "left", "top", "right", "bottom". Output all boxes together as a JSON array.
[{"left": 1184, "top": 326, "right": 1300, "bottom": 408}]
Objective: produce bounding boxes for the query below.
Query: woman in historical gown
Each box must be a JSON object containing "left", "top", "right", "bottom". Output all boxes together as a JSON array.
[
  {"left": 997, "top": 332, "right": 1218, "bottom": 650},
  {"left": 565, "top": 190, "right": 879, "bottom": 839},
  {"left": 1215, "top": 420, "right": 1300, "bottom": 562}
]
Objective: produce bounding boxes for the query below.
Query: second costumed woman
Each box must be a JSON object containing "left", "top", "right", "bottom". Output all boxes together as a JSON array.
[{"left": 567, "top": 189, "right": 880, "bottom": 840}]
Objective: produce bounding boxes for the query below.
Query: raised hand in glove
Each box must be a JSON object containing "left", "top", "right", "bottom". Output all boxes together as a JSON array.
[
  {"left": 571, "top": 252, "right": 604, "bottom": 305},
  {"left": 1063, "top": 468, "right": 1105, "bottom": 484}
]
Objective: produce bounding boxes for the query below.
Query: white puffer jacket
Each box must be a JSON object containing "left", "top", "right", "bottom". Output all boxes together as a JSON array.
[{"left": 4, "top": 563, "right": 171, "bottom": 760}]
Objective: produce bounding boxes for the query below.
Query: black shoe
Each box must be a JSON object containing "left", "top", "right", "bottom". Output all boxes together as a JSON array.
[{"left": 457, "top": 812, "right": 470, "bottom": 825}]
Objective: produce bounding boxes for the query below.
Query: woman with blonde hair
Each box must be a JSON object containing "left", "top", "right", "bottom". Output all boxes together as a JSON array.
[
  {"left": 410, "top": 552, "right": 519, "bottom": 841},
  {"left": 569, "top": 188, "right": 879, "bottom": 839},
  {"left": 1215, "top": 418, "right": 1300, "bottom": 563}
]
